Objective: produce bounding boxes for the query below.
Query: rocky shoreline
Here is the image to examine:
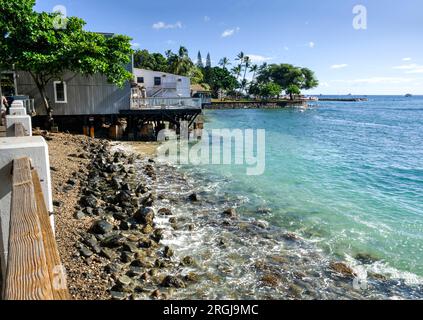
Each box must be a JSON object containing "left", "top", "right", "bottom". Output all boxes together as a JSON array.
[
  {"left": 48, "top": 133, "right": 200, "bottom": 300},
  {"left": 46, "top": 133, "right": 423, "bottom": 300}
]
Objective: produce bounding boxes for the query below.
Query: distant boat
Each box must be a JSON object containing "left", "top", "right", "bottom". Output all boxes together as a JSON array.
[{"left": 405, "top": 93, "right": 413, "bottom": 97}]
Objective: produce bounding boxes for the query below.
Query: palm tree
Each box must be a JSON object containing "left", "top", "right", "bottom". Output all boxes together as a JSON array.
[
  {"left": 231, "top": 65, "right": 242, "bottom": 80},
  {"left": 249, "top": 64, "right": 259, "bottom": 93},
  {"left": 236, "top": 51, "right": 245, "bottom": 64},
  {"left": 168, "top": 46, "right": 193, "bottom": 75},
  {"left": 218, "top": 57, "right": 231, "bottom": 70},
  {"left": 250, "top": 64, "right": 259, "bottom": 82}
]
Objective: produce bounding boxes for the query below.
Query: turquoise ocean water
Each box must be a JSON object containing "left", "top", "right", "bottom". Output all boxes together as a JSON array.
[{"left": 192, "top": 96, "right": 423, "bottom": 281}]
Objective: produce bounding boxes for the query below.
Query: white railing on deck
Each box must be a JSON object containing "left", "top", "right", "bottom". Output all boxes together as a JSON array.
[{"left": 130, "top": 97, "right": 202, "bottom": 110}]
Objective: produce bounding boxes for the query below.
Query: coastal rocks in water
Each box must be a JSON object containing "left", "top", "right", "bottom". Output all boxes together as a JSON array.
[
  {"left": 329, "top": 262, "right": 357, "bottom": 278},
  {"left": 282, "top": 232, "right": 301, "bottom": 241},
  {"left": 253, "top": 220, "right": 269, "bottom": 229},
  {"left": 152, "top": 229, "right": 164, "bottom": 243},
  {"left": 261, "top": 273, "right": 280, "bottom": 287},
  {"left": 91, "top": 220, "right": 114, "bottom": 235},
  {"left": 222, "top": 208, "right": 237, "bottom": 219},
  {"left": 181, "top": 256, "right": 195, "bottom": 266},
  {"left": 134, "top": 207, "right": 155, "bottom": 225},
  {"left": 163, "top": 246, "right": 174, "bottom": 258},
  {"left": 161, "top": 275, "right": 186, "bottom": 288},
  {"left": 158, "top": 208, "right": 172, "bottom": 216},
  {"left": 188, "top": 193, "right": 200, "bottom": 202},
  {"left": 117, "top": 275, "right": 133, "bottom": 287},
  {"left": 110, "top": 291, "right": 127, "bottom": 300},
  {"left": 355, "top": 253, "right": 379, "bottom": 264},
  {"left": 101, "top": 248, "right": 117, "bottom": 260}
]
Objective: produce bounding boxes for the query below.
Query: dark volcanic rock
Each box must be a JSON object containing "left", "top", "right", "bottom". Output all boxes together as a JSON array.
[
  {"left": 134, "top": 207, "right": 155, "bottom": 225},
  {"left": 162, "top": 275, "right": 186, "bottom": 288},
  {"left": 158, "top": 208, "right": 172, "bottom": 216},
  {"left": 188, "top": 193, "right": 199, "bottom": 202},
  {"left": 223, "top": 208, "right": 237, "bottom": 218},
  {"left": 80, "top": 195, "right": 98, "bottom": 208},
  {"left": 91, "top": 220, "right": 114, "bottom": 235}
]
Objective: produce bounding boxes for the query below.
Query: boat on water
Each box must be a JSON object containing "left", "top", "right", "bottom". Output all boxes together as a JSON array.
[{"left": 405, "top": 93, "right": 413, "bottom": 97}]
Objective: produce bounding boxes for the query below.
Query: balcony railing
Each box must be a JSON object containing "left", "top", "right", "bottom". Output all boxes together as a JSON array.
[{"left": 130, "top": 97, "right": 202, "bottom": 110}]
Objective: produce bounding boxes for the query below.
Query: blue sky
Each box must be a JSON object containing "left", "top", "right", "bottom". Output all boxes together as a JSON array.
[{"left": 35, "top": 0, "right": 423, "bottom": 94}]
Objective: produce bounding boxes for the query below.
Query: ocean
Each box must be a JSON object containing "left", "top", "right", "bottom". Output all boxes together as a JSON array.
[{"left": 153, "top": 96, "right": 423, "bottom": 299}]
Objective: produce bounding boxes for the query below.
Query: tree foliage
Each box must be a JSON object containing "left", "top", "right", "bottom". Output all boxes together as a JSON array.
[
  {"left": 203, "top": 67, "right": 238, "bottom": 98},
  {"left": 0, "top": 0, "right": 133, "bottom": 118}
]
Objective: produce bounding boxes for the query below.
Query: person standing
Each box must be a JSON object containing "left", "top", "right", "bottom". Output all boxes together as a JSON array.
[{"left": 1, "top": 95, "right": 8, "bottom": 126}]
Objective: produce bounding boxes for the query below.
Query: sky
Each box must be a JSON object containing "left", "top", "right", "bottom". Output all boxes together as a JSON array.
[{"left": 34, "top": 0, "right": 423, "bottom": 95}]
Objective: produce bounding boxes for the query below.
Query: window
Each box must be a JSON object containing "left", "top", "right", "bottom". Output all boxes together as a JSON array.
[
  {"left": 137, "top": 77, "right": 144, "bottom": 84},
  {"left": 154, "top": 77, "right": 161, "bottom": 86},
  {"left": 178, "top": 78, "right": 182, "bottom": 82},
  {"left": 54, "top": 81, "right": 67, "bottom": 103}
]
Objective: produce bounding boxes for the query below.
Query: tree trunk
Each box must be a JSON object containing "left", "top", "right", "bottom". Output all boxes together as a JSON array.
[
  {"left": 31, "top": 73, "right": 54, "bottom": 129},
  {"left": 290, "top": 93, "right": 293, "bottom": 100}
]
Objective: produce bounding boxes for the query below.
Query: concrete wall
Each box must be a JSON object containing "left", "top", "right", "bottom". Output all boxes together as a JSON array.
[{"left": 0, "top": 137, "right": 53, "bottom": 279}]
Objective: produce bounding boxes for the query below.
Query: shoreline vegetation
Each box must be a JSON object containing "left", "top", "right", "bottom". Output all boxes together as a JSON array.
[{"left": 45, "top": 132, "right": 422, "bottom": 300}]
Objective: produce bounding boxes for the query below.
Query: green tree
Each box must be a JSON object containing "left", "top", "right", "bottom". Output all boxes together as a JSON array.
[
  {"left": 187, "top": 66, "right": 204, "bottom": 85},
  {"left": 218, "top": 57, "right": 231, "bottom": 70},
  {"left": 0, "top": 0, "right": 133, "bottom": 121},
  {"left": 286, "top": 84, "right": 301, "bottom": 100},
  {"left": 196, "top": 51, "right": 204, "bottom": 68},
  {"left": 134, "top": 49, "right": 167, "bottom": 72},
  {"left": 203, "top": 67, "right": 238, "bottom": 98},
  {"left": 167, "top": 46, "right": 194, "bottom": 76},
  {"left": 259, "top": 82, "right": 282, "bottom": 99},
  {"left": 206, "top": 53, "right": 211, "bottom": 68}
]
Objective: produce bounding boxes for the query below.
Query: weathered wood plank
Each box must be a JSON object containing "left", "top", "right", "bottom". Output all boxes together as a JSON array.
[
  {"left": 32, "top": 170, "right": 70, "bottom": 300},
  {"left": 3, "top": 157, "right": 53, "bottom": 300},
  {"left": 14, "top": 123, "right": 26, "bottom": 137}
]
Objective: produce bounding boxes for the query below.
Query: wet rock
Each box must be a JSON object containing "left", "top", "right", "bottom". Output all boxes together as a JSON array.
[
  {"left": 182, "top": 256, "right": 195, "bottom": 266},
  {"left": 355, "top": 253, "right": 379, "bottom": 264},
  {"left": 142, "top": 224, "right": 154, "bottom": 234},
  {"left": 188, "top": 193, "right": 199, "bottom": 202},
  {"left": 122, "top": 242, "right": 139, "bottom": 253},
  {"left": 140, "top": 194, "right": 155, "bottom": 207},
  {"left": 223, "top": 208, "right": 237, "bottom": 218},
  {"left": 152, "top": 229, "right": 164, "bottom": 243},
  {"left": 101, "top": 234, "right": 126, "bottom": 248},
  {"left": 368, "top": 272, "right": 388, "bottom": 281},
  {"left": 164, "top": 246, "right": 174, "bottom": 258},
  {"left": 185, "top": 272, "right": 199, "bottom": 282},
  {"left": 282, "top": 232, "right": 301, "bottom": 241},
  {"left": 121, "top": 251, "right": 135, "bottom": 263},
  {"left": 105, "top": 263, "right": 122, "bottom": 274},
  {"left": 329, "top": 262, "right": 357, "bottom": 278},
  {"left": 151, "top": 289, "right": 161, "bottom": 299},
  {"left": 162, "top": 276, "right": 186, "bottom": 288},
  {"left": 158, "top": 208, "right": 172, "bottom": 216},
  {"left": 254, "top": 220, "right": 269, "bottom": 229},
  {"left": 261, "top": 273, "right": 280, "bottom": 287},
  {"left": 134, "top": 207, "right": 155, "bottom": 225},
  {"left": 91, "top": 220, "right": 114, "bottom": 235}
]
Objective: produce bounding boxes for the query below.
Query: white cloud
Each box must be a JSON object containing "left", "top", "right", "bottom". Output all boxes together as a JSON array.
[
  {"left": 393, "top": 63, "right": 423, "bottom": 74},
  {"left": 246, "top": 54, "right": 273, "bottom": 63},
  {"left": 204, "top": 16, "right": 211, "bottom": 22},
  {"left": 131, "top": 42, "right": 140, "bottom": 48},
  {"left": 221, "top": 27, "right": 240, "bottom": 38},
  {"left": 402, "top": 57, "right": 412, "bottom": 61},
  {"left": 331, "top": 64, "right": 348, "bottom": 69},
  {"left": 152, "top": 21, "right": 183, "bottom": 30},
  {"left": 308, "top": 41, "right": 315, "bottom": 48}
]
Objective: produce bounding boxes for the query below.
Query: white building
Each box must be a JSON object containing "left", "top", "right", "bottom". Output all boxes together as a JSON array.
[{"left": 132, "top": 68, "right": 191, "bottom": 98}]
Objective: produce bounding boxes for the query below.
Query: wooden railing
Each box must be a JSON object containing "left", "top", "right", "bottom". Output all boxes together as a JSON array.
[{"left": 2, "top": 157, "right": 69, "bottom": 300}]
